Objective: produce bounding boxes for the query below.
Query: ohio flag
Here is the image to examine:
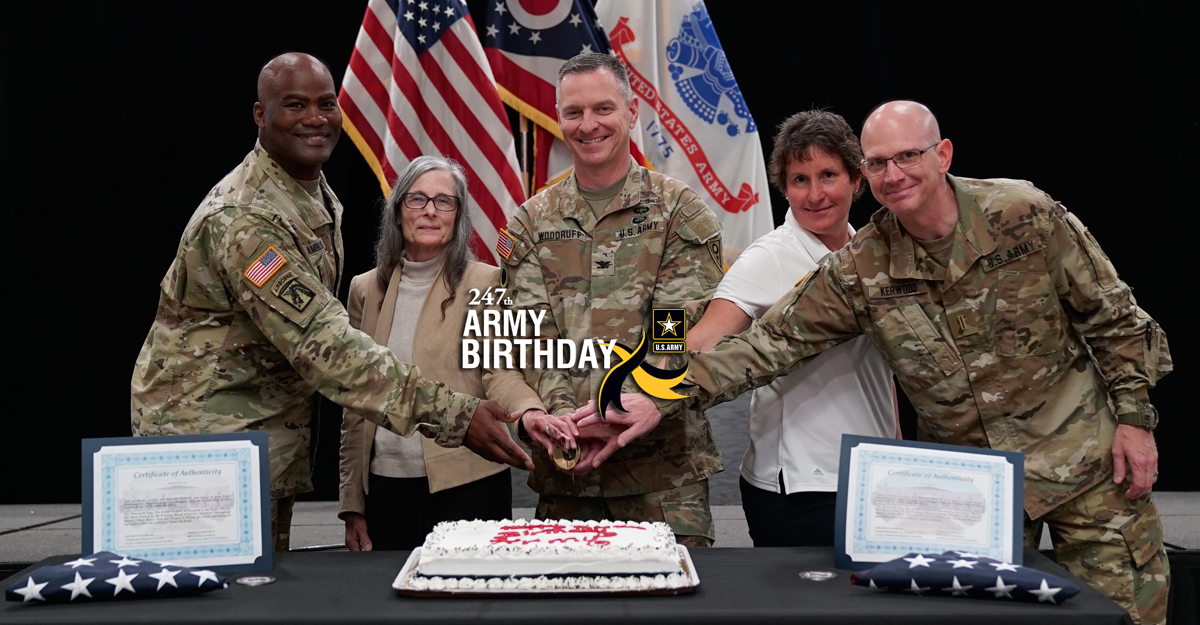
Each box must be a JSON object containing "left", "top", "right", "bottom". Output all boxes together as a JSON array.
[
  {"left": 483, "top": 0, "right": 648, "bottom": 192},
  {"left": 595, "top": 0, "right": 772, "bottom": 259}
]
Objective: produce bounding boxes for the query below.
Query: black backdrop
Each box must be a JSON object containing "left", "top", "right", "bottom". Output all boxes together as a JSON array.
[{"left": 1, "top": 1, "right": 1194, "bottom": 502}]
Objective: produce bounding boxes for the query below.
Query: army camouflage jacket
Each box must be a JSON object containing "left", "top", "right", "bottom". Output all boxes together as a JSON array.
[
  {"left": 688, "top": 176, "right": 1171, "bottom": 518},
  {"left": 131, "top": 143, "right": 479, "bottom": 498},
  {"left": 502, "top": 159, "right": 726, "bottom": 497}
]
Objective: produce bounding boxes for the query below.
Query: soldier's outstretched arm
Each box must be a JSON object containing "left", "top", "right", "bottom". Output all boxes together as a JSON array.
[
  {"left": 684, "top": 261, "right": 863, "bottom": 411},
  {"left": 213, "top": 213, "right": 529, "bottom": 470}
]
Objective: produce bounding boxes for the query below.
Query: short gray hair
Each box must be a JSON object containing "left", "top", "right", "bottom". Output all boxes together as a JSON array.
[
  {"left": 555, "top": 52, "right": 633, "bottom": 106},
  {"left": 375, "top": 155, "right": 476, "bottom": 320}
]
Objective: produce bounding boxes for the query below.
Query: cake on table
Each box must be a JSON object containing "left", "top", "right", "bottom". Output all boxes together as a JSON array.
[{"left": 403, "top": 519, "right": 693, "bottom": 592}]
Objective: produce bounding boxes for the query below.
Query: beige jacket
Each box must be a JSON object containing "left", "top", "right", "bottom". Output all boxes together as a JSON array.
[{"left": 337, "top": 261, "right": 543, "bottom": 518}]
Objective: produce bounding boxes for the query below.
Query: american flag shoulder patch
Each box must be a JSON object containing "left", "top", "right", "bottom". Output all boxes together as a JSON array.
[
  {"left": 244, "top": 246, "right": 288, "bottom": 287},
  {"left": 496, "top": 229, "right": 515, "bottom": 260}
]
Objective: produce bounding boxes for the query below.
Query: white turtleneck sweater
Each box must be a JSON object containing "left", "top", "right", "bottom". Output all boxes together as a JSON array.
[{"left": 369, "top": 249, "right": 446, "bottom": 478}]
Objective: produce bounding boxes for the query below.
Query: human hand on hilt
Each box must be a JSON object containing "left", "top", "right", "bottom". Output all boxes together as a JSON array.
[
  {"left": 564, "top": 393, "right": 664, "bottom": 474},
  {"left": 520, "top": 409, "right": 579, "bottom": 466}
]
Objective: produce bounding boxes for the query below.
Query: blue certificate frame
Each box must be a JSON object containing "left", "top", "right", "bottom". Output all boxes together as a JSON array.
[
  {"left": 81, "top": 432, "right": 272, "bottom": 573},
  {"left": 834, "top": 434, "right": 1023, "bottom": 570}
]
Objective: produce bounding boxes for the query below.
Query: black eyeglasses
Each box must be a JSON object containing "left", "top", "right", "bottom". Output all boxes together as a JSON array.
[
  {"left": 860, "top": 143, "right": 940, "bottom": 177},
  {"left": 403, "top": 192, "right": 459, "bottom": 212}
]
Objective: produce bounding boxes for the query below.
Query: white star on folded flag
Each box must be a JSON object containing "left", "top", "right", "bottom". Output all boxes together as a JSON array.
[
  {"left": 904, "top": 554, "right": 935, "bottom": 568},
  {"left": 5, "top": 551, "right": 229, "bottom": 603},
  {"left": 985, "top": 575, "right": 1017, "bottom": 599},
  {"left": 13, "top": 577, "right": 47, "bottom": 602},
  {"left": 105, "top": 569, "right": 139, "bottom": 596},
  {"left": 849, "top": 551, "right": 1082, "bottom": 604},
  {"left": 60, "top": 572, "right": 94, "bottom": 600},
  {"left": 1029, "top": 579, "right": 1063, "bottom": 604},
  {"left": 941, "top": 576, "right": 973, "bottom": 596},
  {"left": 191, "top": 570, "right": 221, "bottom": 587},
  {"left": 149, "top": 568, "right": 182, "bottom": 590}
]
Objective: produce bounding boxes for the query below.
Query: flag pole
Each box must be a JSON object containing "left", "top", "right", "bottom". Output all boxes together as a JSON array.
[{"left": 518, "top": 114, "right": 531, "bottom": 199}]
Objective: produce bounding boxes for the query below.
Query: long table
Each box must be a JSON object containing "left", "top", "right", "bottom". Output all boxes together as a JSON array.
[{"left": 2, "top": 547, "right": 1130, "bottom": 625}]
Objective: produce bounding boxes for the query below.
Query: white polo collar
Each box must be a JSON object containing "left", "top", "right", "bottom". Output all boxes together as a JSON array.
[{"left": 783, "top": 208, "right": 855, "bottom": 263}]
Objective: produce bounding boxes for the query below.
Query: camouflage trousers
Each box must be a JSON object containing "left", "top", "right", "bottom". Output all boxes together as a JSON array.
[
  {"left": 270, "top": 496, "right": 295, "bottom": 553},
  {"left": 1025, "top": 478, "right": 1169, "bottom": 624},
  {"left": 536, "top": 480, "right": 715, "bottom": 548}
]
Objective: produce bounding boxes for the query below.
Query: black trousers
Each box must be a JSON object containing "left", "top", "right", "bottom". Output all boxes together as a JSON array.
[
  {"left": 365, "top": 469, "right": 512, "bottom": 551},
  {"left": 739, "top": 475, "right": 837, "bottom": 547}
]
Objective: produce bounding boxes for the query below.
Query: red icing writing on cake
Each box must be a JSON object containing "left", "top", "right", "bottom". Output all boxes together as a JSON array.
[{"left": 490, "top": 524, "right": 645, "bottom": 546}]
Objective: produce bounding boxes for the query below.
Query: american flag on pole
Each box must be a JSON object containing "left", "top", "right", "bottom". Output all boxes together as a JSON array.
[
  {"left": 483, "top": 0, "right": 649, "bottom": 192},
  {"left": 338, "top": 0, "right": 526, "bottom": 265}
]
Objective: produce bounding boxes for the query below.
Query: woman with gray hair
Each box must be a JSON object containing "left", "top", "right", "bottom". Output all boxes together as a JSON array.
[{"left": 337, "top": 156, "right": 544, "bottom": 550}]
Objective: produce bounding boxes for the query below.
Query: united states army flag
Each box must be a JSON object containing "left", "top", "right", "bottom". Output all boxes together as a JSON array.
[{"left": 595, "top": 0, "right": 773, "bottom": 259}]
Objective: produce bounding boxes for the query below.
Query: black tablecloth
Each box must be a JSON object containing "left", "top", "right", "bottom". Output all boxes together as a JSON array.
[{"left": 2, "top": 547, "right": 1131, "bottom": 625}]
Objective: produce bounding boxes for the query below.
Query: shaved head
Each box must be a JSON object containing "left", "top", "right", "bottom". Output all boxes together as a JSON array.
[
  {"left": 862, "top": 101, "right": 941, "bottom": 148},
  {"left": 253, "top": 52, "right": 342, "bottom": 180},
  {"left": 257, "top": 53, "right": 334, "bottom": 104},
  {"left": 858, "top": 100, "right": 957, "bottom": 238}
]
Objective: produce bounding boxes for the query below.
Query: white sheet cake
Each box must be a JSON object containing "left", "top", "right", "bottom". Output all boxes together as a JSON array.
[{"left": 417, "top": 519, "right": 683, "bottom": 578}]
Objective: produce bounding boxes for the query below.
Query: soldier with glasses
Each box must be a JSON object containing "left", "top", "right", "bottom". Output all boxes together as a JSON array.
[{"left": 610, "top": 100, "right": 1173, "bottom": 623}]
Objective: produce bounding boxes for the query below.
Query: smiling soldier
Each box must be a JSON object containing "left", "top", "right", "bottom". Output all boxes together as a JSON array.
[
  {"left": 495, "top": 53, "right": 726, "bottom": 547},
  {"left": 131, "top": 52, "right": 532, "bottom": 552},
  {"left": 663, "top": 100, "right": 1171, "bottom": 623}
]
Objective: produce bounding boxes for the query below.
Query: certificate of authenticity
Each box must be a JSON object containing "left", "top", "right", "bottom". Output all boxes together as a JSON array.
[{"left": 92, "top": 439, "right": 263, "bottom": 567}]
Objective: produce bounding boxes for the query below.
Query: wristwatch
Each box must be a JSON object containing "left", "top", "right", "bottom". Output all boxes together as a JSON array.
[{"left": 1116, "top": 404, "right": 1158, "bottom": 431}]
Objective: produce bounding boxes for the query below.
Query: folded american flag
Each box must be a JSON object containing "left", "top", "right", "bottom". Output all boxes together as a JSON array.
[
  {"left": 850, "top": 551, "right": 1080, "bottom": 604},
  {"left": 6, "top": 551, "right": 228, "bottom": 604}
]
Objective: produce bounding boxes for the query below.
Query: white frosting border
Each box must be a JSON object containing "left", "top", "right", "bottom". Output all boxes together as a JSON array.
[{"left": 393, "top": 545, "right": 699, "bottom": 594}]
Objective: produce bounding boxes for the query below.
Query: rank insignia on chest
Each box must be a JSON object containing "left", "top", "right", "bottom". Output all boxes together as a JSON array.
[
  {"left": 244, "top": 246, "right": 288, "bottom": 287},
  {"left": 951, "top": 310, "right": 981, "bottom": 338},
  {"left": 270, "top": 270, "right": 317, "bottom": 312},
  {"left": 495, "top": 228, "right": 515, "bottom": 260}
]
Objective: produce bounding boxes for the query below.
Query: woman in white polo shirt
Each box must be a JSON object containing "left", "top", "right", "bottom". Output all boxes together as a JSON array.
[{"left": 688, "top": 110, "right": 898, "bottom": 546}]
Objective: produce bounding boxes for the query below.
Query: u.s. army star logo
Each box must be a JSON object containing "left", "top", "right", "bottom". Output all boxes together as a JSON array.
[
  {"left": 657, "top": 313, "right": 681, "bottom": 337},
  {"left": 271, "top": 270, "right": 316, "bottom": 312}
]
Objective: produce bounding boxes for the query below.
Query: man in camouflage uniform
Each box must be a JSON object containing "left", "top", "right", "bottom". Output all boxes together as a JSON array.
[
  {"left": 131, "top": 53, "right": 531, "bottom": 551},
  {"left": 667, "top": 101, "right": 1170, "bottom": 622},
  {"left": 498, "top": 53, "right": 725, "bottom": 547}
]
